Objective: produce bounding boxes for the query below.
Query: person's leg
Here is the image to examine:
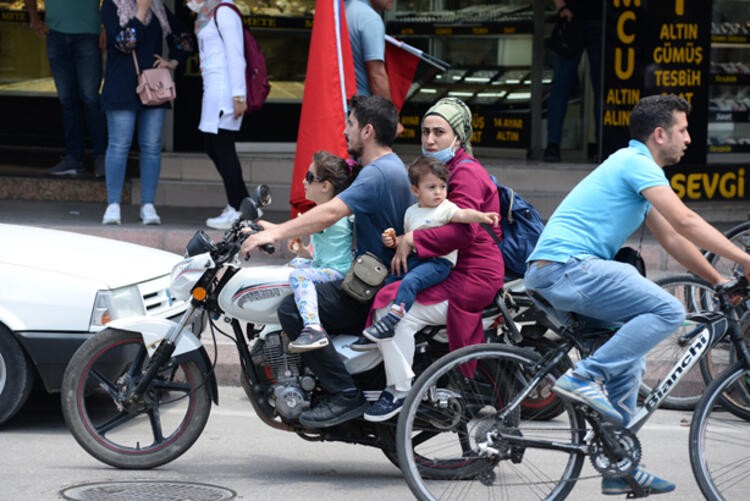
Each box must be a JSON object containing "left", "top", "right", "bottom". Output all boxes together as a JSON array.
[
  {"left": 71, "top": 33, "right": 106, "bottom": 157},
  {"left": 278, "top": 280, "right": 370, "bottom": 394},
  {"left": 546, "top": 50, "right": 584, "bottom": 155},
  {"left": 136, "top": 107, "right": 166, "bottom": 205},
  {"left": 364, "top": 258, "right": 451, "bottom": 341},
  {"left": 364, "top": 301, "right": 448, "bottom": 422},
  {"left": 46, "top": 31, "right": 85, "bottom": 165},
  {"left": 104, "top": 110, "right": 136, "bottom": 205},
  {"left": 287, "top": 267, "right": 345, "bottom": 352},
  {"left": 211, "top": 129, "right": 250, "bottom": 209},
  {"left": 526, "top": 258, "right": 685, "bottom": 419}
]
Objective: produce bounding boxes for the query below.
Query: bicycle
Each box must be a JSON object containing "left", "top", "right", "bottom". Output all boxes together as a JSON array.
[{"left": 395, "top": 273, "right": 750, "bottom": 500}]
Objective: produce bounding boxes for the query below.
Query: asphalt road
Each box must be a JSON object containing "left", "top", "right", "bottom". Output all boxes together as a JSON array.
[{"left": 0, "top": 386, "right": 710, "bottom": 501}]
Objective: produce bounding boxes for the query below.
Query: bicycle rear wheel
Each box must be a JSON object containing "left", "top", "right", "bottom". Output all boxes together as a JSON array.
[
  {"left": 689, "top": 362, "right": 750, "bottom": 501},
  {"left": 705, "top": 221, "right": 750, "bottom": 278},
  {"left": 396, "top": 344, "right": 586, "bottom": 501},
  {"left": 640, "top": 275, "right": 723, "bottom": 410}
]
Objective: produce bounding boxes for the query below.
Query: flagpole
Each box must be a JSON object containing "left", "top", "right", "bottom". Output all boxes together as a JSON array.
[
  {"left": 333, "top": 0, "right": 349, "bottom": 120},
  {"left": 385, "top": 34, "right": 451, "bottom": 71}
]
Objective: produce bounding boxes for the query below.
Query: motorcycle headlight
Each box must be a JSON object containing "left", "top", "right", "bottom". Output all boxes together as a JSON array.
[{"left": 90, "top": 285, "right": 145, "bottom": 329}]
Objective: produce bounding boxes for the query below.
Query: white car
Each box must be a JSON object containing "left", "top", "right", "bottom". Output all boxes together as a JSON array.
[{"left": 0, "top": 223, "right": 190, "bottom": 425}]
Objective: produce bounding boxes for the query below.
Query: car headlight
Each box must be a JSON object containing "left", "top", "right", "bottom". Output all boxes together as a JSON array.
[{"left": 90, "top": 285, "right": 145, "bottom": 328}]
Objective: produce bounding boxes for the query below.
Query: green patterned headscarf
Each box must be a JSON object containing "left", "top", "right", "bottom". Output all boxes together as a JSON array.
[{"left": 424, "top": 97, "right": 473, "bottom": 155}]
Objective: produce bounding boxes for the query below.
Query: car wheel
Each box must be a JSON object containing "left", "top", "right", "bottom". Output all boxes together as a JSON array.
[{"left": 0, "top": 326, "right": 35, "bottom": 426}]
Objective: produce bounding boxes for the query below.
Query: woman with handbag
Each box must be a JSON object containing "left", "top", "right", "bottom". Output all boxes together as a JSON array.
[
  {"left": 187, "top": 0, "right": 251, "bottom": 230},
  {"left": 357, "top": 97, "right": 505, "bottom": 421},
  {"left": 100, "top": 0, "right": 192, "bottom": 225}
]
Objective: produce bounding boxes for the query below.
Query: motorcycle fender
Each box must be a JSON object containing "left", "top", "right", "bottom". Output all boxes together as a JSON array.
[
  {"left": 106, "top": 316, "right": 219, "bottom": 404},
  {"left": 107, "top": 316, "right": 202, "bottom": 357}
]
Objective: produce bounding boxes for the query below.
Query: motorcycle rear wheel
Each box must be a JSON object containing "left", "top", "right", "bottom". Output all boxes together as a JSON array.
[{"left": 61, "top": 328, "right": 212, "bottom": 469}]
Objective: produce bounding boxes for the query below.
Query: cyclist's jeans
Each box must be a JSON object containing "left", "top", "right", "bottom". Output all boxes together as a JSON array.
[{"left": 525, "top": 257, "right": 685, "bottom": 423}]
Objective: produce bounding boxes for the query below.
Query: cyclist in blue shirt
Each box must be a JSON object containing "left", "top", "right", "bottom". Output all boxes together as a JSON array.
[{"left": 525, "top": 94, "right": 750, "bottom": 496}]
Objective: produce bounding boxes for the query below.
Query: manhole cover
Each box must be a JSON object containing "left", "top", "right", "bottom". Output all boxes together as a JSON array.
[{"left": 61, "top": 481, "right": 236, "bottom": 501}]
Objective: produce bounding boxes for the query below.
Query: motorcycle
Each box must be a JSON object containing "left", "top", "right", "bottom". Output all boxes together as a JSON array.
[{"left": 60, "top": 185, "right": 560, "bottom": 471}]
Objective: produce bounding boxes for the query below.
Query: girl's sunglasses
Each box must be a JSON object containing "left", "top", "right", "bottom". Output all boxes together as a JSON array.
[{"left": 305, "top": 171, "right": 325, "bottom": 183}]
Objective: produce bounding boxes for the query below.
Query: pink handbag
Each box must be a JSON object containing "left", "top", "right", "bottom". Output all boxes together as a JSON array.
[{"left": 132, "top": 51, "right": 175, "bottom": 106}]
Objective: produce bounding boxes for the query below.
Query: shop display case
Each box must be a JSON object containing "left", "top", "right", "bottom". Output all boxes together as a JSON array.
[
  {"left": 386, "top": 0, "right": 547, "bottom": 149},
  {"left": 708, "top": 0, "right": 750, "bottom": 162}
]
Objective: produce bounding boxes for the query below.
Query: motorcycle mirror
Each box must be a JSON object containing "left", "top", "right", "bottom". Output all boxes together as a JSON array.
[
  {"left": 239, "top": 197, "right": 260, "bottom": 221},
  {"left": 253, "top": 184, "right": 272, "bottom": 207}
]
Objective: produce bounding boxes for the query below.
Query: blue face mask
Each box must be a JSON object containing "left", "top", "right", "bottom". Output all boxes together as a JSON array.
[{"left": 421, "top": 138, "right": 458, "bottom": 163}]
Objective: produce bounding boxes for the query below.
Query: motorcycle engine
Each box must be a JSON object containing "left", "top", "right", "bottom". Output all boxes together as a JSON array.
[{"left": 252, "top": 331, "right": 312, "bottom": 421}]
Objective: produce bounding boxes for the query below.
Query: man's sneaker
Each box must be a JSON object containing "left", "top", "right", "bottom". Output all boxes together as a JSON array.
[
  {"left": 552, "top": 370, "right": 623, "bottom": 425},
  {"left": 206, "top": 205, "right": 239, "bottom": 230},
  {"left": 298, "top": 391, "right": 367, "bottom": 428},
  {"left": 288, "top": 326, "right": 329, "bottom": 353},
  {"left": 364, "top": 391, "right": 405, "bottom": 422},
  {"left": 140, "top": 203, "right": 161, "bottom": 225},
  {"left": 94, "top": 154, "right": 106, "bottom": 178},
  {"left": 49, "top": 155, "right": 84, "bottom": 176},
  {"left": 602, "top": 468, "right": 676, "bottom": 495},
  {"left": 102, "top": 203, "right": 121, "bottom": 225},
  {"left": 362, "top": 313, "right": 400, "bottom": 342},
  {"left": 349, "top": 335, "right": 377, "bottom": 352}
]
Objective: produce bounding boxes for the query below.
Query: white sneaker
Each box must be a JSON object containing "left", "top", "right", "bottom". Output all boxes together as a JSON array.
[
  {"left": 102, "top": 203, "right": 121, "bottom": 225},
  {"left": 206, "top": 205, "right": 239, "bottom": 230},
  {"left": 140, "top": 203, "right": 161, "bottom": 225}
]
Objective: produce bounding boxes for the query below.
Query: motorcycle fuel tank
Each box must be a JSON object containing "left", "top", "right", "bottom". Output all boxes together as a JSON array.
[{"left": 218, "top": 265, "right": 293, "bottom": 325}]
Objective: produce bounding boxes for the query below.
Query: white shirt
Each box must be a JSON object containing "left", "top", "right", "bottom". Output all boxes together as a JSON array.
[
  {"left": 197, "top": 2, "right": 246, "bottom": 133},
  {"left": 404, "top": 199, "right": 460, "bottom": 265}
]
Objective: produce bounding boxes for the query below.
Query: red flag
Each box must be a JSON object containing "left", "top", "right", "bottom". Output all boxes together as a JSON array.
[
  {"left": 289, "top": 0, "right": 356, "bottom": 217},
  {"left": 385, "top": 42, "right": 421, "bottom": 112}
]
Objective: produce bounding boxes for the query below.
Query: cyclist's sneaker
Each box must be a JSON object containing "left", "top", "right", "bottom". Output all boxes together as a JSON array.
[
  {"left": 602, "top": 468, "right": 676, "bottom": 495},
  {"left": 288, "top": 325, "right": 329, "bottom": 353},
  {"left": 552, "top": 370, "right": 623, "bottom": 425}
]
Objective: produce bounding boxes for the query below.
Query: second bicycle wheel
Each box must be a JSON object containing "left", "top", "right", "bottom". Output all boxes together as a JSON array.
[
  {"left": 690, "top": 363, "right": 750, "bottom": 501},
  {"left": 396, "top": 344, "right": 586, "bottom": 501},
  {"left": 640, "top": 275, "right": 722, "bottom": 410}
]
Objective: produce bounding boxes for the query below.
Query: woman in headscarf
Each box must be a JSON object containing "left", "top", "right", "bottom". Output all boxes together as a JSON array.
[
  {"left": 100, "top": 0, "right": 192, "bottom": 225},
  {"left": 187, "top": 0, "right": 252, "bottom": 229},
  {"left": 360, "top": 97, "right": 505, "bottom": 421}
]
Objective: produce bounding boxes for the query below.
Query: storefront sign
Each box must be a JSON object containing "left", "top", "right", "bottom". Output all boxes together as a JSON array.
[
  {"left": 667, "top": 164, "right": 747, "bottom": 201},
  {"left": 602, "top": 0, "right": 711, "bottom": 168},
  {"left": 399, "top": 106, "right": 530, "bottom": 149}
]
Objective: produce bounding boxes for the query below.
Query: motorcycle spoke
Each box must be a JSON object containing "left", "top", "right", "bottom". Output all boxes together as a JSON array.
[
  {"left": 147, "top": 404, "right": 165, "bottom": 444},
  {"left": 127, "top": 346, "right": 148, "bottom": 379},
  {"left": 96, "top": 410, "right": 138, "bottom": 435},
  {"left": 89, "top": 368, "right": 120, "bottom": 399},
  {"left": 152, "top": 379, "right": 191, "bottom": 394}
]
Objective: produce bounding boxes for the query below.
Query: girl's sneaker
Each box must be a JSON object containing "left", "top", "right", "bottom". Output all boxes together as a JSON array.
[{"left": 288, "top": 325, "right": 329, "bottom": 353}]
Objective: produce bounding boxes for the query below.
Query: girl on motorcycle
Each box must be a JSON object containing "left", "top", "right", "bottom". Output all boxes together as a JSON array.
[{"left": 277, "top": 151, "right": 361, "bottom": 353}]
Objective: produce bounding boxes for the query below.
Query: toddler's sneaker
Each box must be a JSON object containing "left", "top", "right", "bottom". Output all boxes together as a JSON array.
[
  {"left": 140, "top": 203, "right": 161, "bottom": 225},
  {"left": 364, "top": 390, "right": 406, "bottom": 422},
  {"left": 102, "top": 203, "right": 121, "bottom": 225},
  {"left": 288, "top": 325, "right": 329, "bottom": 353},
  {"left": 362, "top": 304, "right": 405, "bottom": 342},
  {"left": 206, "top": 205, "right": 240, "bottom": 230},
  {"left": 552, "top": 370, "right": 623, "bottom": 425},
  {"left": 602, "top": 468, "right": 676, "bottom": 495}
]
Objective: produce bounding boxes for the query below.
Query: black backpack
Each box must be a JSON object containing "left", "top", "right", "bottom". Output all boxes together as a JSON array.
[{"left": 482, "top": 178, "right": 545, "bottom": 280}]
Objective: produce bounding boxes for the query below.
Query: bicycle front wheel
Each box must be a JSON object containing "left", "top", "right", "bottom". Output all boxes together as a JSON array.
[
  {"left": 396, "top": 344, "right": 586, "bottom": 501},
  {"left": 640, "top": 275, "right": 721, "bottom": 410},
  {"left": 690, "top": 362, "right": 750, "bottom": 501}
]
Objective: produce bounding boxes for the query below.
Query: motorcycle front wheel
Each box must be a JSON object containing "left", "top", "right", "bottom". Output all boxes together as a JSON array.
[{"left": 61, "top": 328, "right": 212, "bottom": 469}]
